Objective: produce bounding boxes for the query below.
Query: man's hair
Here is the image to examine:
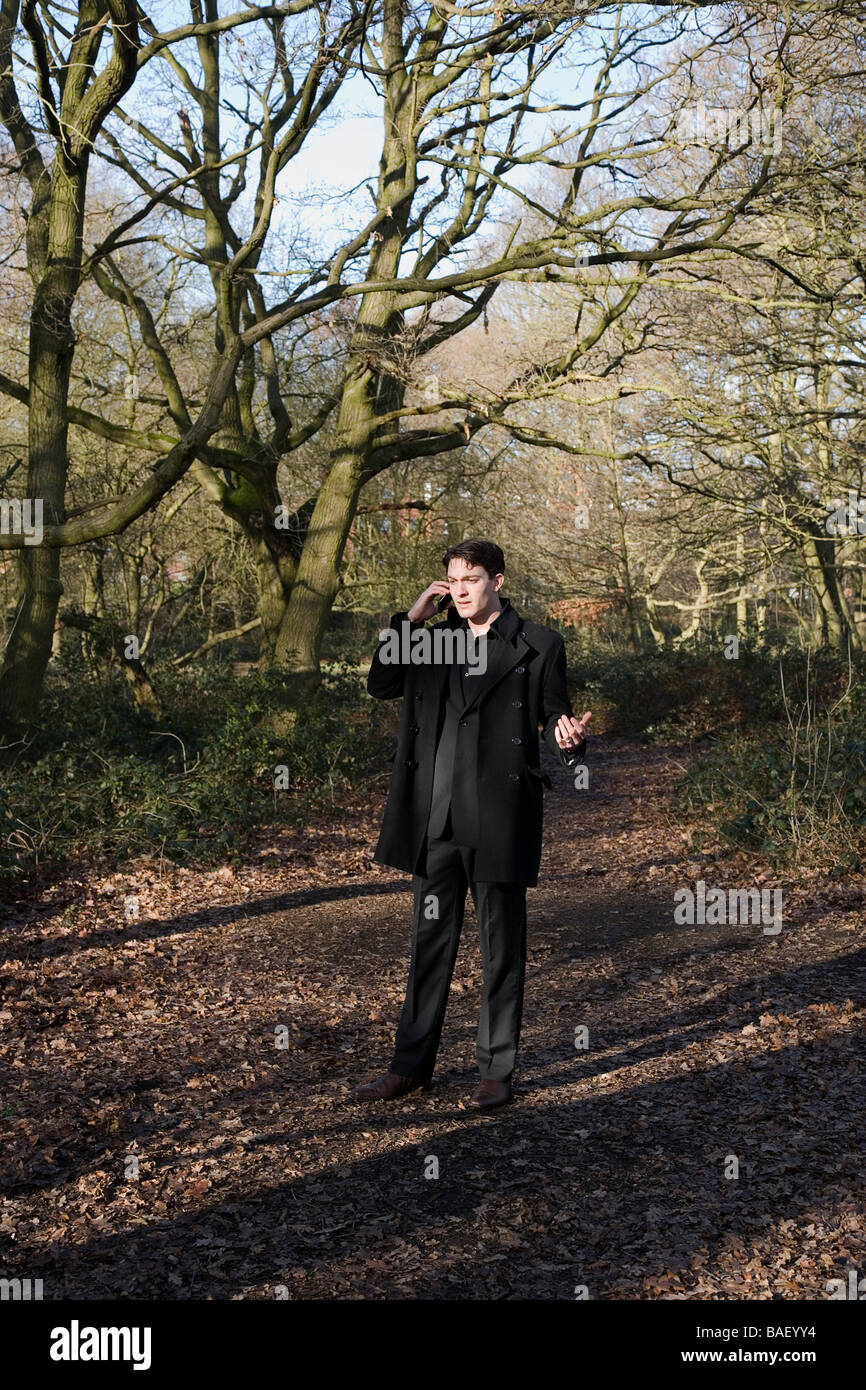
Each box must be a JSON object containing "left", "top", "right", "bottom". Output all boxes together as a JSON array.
[{"left": 441, "top": 538, "right": 505, "bottom": 580}]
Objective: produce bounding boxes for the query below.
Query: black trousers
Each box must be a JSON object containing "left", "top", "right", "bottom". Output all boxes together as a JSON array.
[{"left": 390, "top": 815, "right": 528, "bottom": 1084}]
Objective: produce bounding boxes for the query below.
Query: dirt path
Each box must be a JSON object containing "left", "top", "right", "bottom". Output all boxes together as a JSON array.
[{"left": 2, "top": 739, "right": 864, "bottom": 1299}]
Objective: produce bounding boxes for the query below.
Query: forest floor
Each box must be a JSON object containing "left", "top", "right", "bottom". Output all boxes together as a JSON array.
[{"left": 2, "top": 737, "right": 865, "bottom": 1299}]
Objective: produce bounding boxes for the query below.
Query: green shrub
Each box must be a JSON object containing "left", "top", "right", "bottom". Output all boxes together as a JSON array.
[
  {"left": 670, "top": 666, "right": 866, "bottom": 867},
  {"left": 0, "top": 658, "right": 393, "bottom": 885},
  {"left": 561, "top": 633, "right": 864, "bottom": 742}
]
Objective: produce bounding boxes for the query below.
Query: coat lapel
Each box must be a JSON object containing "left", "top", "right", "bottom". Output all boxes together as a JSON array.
[{"left": 450, "top": 597, "right": 529, "bottom": 716}]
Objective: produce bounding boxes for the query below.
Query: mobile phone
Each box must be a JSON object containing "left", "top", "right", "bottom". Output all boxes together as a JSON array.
[{"left": 435, "top": 592, "right": 452, "bottom": 613}]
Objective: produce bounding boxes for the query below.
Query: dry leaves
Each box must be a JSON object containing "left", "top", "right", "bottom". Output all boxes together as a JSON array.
[{"left": 0, "top": 738, "right": 863, "bottom": 1299}]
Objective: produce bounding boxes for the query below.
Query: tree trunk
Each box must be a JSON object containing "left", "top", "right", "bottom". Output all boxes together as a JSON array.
[
  {"left": 801, "top": 525, "right": 859, "bottom": 651},
  {"left": 269, "top": 0, "right": 415, "bottom": 696},
  {"left": 272, "top": 446, "right": 365, "bottom": 679},
  {"left": 58, "top": 607, "right": 163, "bottom": 718},
  {"left": 247, "top": 522, "right": 303, "bottom": 669},
  {"left": 735, "top": 531, "right": 749, "bottom": 637},
  {"left": 0, "top": 159, "right": 85, "bottom": 747}
]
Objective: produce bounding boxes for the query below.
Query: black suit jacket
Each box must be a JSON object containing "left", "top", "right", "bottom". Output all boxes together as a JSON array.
[{"left": 367, "top": 596, "right": 586, "bottom": 886}]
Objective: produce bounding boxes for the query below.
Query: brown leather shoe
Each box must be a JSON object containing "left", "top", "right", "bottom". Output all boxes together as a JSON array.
[
  {"left": 469, "top": 1078, "right": 513, "bottom": 1110},
  {"left": 354, "top": 1070, "right": 431, "bottom": 1101}
]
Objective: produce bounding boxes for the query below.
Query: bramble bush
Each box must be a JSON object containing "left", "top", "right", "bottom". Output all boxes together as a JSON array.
[
  {"left": 560, "top": 632, "right": 862, "bottom": 742},
  {"left": 560, "top": 633, "right": 866, "bottom": 867},
  {"left": 670, "top": 667, "right": 866, "bottom": 869},
  {"left": 0, "top": 653, "right": 392, "bottom": 886},
  {"left": 4, "top": 627, "right": 865, "bottom": 885}
]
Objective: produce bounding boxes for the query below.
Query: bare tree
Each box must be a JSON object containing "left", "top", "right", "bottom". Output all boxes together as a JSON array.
[
  {"left": 0, "top": 0, "right": 830, "bottom": 740},
  {"left": 0, "top": 0, "right": 364, "bottom": 745}
]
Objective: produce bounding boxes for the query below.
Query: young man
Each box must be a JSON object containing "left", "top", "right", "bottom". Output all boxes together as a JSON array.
[{"left": 356, "top": 539, "right": 591, "bottom": 1110}]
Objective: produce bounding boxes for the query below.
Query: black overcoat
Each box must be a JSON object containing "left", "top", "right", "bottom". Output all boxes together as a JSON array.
[{"left": 367, "top": 596, "right": 586, "bottom": 887}]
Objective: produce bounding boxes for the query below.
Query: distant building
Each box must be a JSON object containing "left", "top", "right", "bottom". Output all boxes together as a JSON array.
[
  {"left": 549, "top": 592, "right": 627, "bottom": 628},
  {"left": 166, "top": 552, "right": 191, "bottom": 585}
]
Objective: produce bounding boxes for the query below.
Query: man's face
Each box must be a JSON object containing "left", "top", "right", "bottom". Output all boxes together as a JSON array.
[{"left": 446, "top": 559, "right": 504, "bottom": 621}]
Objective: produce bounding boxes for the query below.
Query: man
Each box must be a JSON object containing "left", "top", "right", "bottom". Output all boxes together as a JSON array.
[{"left": 356, "top": 538, "right": 591, "bottom": 1111}]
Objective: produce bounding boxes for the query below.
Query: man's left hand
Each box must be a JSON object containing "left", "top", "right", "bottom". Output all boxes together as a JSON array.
[{"left": 555, "top": 711, "right": 592, "bottom": 751}]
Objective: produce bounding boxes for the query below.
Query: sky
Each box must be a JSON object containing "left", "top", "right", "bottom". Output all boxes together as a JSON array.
[
  {"left": 70, "top": 2, "right": 720, "bottom": 292},
  {"left": 120, "top": 1, "right": 619, "bottom": 254}
]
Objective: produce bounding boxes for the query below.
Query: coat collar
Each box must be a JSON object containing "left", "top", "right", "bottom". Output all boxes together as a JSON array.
[
  {"left": 444, "top": 594, "right": 523, "bottom": 643},
  {"left": 440, "top": 595, "right": 528, "bottom": 715}
]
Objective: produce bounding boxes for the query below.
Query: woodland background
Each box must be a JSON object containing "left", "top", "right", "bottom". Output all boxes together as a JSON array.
[
  {"left": 1, "top": 0, "right": 866, "bottom": 887},
  {"left": 2, "top": 2, "right": 865, "bottom": 1305}
]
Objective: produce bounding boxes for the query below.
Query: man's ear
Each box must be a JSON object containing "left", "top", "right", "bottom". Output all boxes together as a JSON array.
[{"left": 494, "top": 573, "right": 504, "bottom": 590}]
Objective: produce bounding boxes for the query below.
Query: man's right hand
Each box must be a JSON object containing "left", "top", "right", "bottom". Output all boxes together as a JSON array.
[{"left": 407, "top": 581, "right": 451, "bottom": 623}]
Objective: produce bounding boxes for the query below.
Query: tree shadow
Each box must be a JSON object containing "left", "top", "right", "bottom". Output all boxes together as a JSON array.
[
  {"left": 4, "top": 945, "right": 862, "bottom": 1299},
  {"left": 5, "top": 1034, "right": 860, "bottom": 1300},
  {"left": 0, "top": 878, "right": 413, "bottom": 966}
]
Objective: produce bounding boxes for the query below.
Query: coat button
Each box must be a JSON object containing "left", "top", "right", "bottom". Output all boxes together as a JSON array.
[
  {"left": 512, "top": 737, "right": 521, "bottom": 744},
  {"left": 512, "top": 699, "right": 523, "bottom": 708},
  {"left": 509, "top": 773, "right": 520, "bottom": 781},
  {"left": 410, "top": 724, "right": 419, "bottom": 734},
  {"left": 516, "top": 665, "right": 525, "bottom": 673},
  {"left": 519, "top": 631, "right": 526, "bottom": 638},
  {"left": 415, "top": 693, "right": 422, "bottom": 700},
  {"left": 459, "top": 719, "right": 468, "bottom": 726},
  {"left": 405, "top": 758, "right": 417, "bottom": 768}
]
